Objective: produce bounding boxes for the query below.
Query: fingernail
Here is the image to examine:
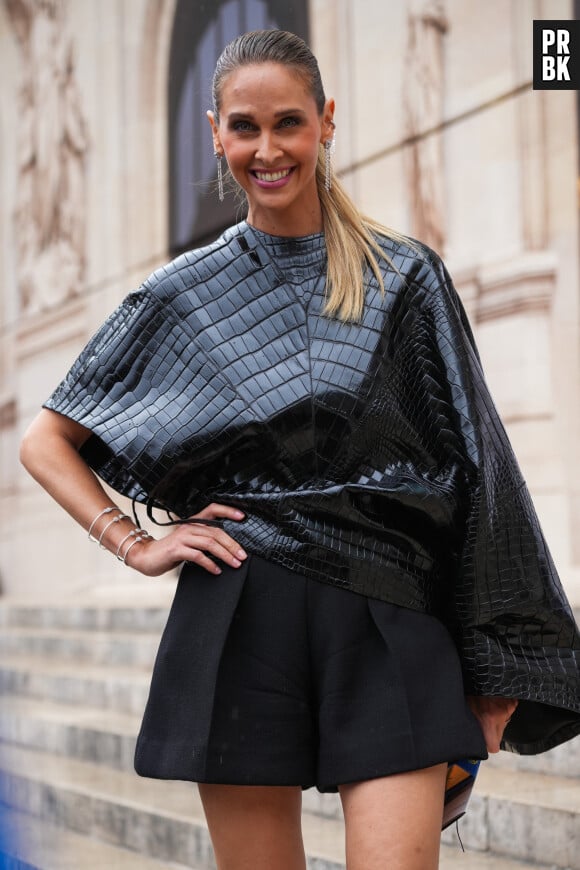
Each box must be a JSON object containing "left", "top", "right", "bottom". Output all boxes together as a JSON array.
[
  {"left": 214, "top": 567, "right": 222, "bottom": 574},
  {"left": 234, "top": 511, "right": 245, "bottom": 518},
  {"left": 237, "top": 549, "right": 247, "bottom": 559},
  {"left": 231, "top": 558, "right": 241, "bottom": 567}
]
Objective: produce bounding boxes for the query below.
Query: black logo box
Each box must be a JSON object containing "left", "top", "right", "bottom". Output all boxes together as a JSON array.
[{"left": 533, "top": 20, "right": 580, "bottom": 90}]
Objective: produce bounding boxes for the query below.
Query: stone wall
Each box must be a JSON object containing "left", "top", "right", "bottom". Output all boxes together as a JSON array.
[{"left": 1, "top": 0, "right": 578, "bottom": 602}]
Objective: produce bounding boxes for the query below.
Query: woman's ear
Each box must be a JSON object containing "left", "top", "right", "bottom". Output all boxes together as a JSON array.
[
  {"left": 206, "top": 110, "right": 222, "bottom": 155},
  {"left": 321, "top": 98, "right": 336, "bottom": 144}
]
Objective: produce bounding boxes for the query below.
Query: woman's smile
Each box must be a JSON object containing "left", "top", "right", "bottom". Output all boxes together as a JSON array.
[{"left": 250, "top": 166, "right": 296, "bottom": 187}]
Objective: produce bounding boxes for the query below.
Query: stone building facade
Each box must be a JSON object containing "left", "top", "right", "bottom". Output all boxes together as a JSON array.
[{"left": 0, "top": 0, "right": 578, "bottom": 604}]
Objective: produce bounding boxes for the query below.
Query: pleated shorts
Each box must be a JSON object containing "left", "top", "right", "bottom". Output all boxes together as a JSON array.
[{"left": 134, "top": 553, "right": 487, "bottom": 792}]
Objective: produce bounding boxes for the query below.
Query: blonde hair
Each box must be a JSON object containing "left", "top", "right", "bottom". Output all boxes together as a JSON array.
[{"left": 212, "top": 30, "right": 412, "bottom": 322}]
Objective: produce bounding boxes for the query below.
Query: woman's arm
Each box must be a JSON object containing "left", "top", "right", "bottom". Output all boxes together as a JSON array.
[{"left": 20, "top": 409, "right": 248, "bottom": 576}]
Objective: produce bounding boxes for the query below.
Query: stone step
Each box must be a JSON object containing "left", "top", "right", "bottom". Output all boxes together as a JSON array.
[
  {"left": 440, "top": 763, "right": 580, "bottom": 868},
  {"left": 0, "top": 603, "right": 171, "bottom": 634},
  {"left": 486, "top": 733, "right": 580, "bottom": 779},
  {"left": 0, "top": 745, "right": 560, "bottom": 870},
  {"left": 0, "top": 807, "right": 192, "bottom": 869},
  {"left": 0, "top": 656, "right": 150, "bottom": 715},
  {"left": 0, "top": 813, "right": 557, "bottom": 870},
  {"left": 438, "top": 851, "right": 554, "bottom": 869},
  {"left": 0, "top": 599, "right": 576, "bottom": 632},
  {"left": 0, "top": 696, "right": 139, "bottom": 771},
  {"left": 0, "top": 744, "right": 345, "bottom": 869},
  {"left": 0, "top": 627, "right": 159, "bottom": 669}
]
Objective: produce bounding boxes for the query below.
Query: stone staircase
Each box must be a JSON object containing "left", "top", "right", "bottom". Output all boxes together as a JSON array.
[{"left": 0, "top": 594, "right": 577, "bottom": 869}]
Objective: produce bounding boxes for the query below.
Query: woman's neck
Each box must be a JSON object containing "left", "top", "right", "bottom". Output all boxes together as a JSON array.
[{"left": 246, "top": 202, "right": 323, "bottom": 238}]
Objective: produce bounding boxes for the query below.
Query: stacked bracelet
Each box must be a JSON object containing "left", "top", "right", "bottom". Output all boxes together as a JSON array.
[
  {"left": 97, "top": 513, "right": 131, "bottom": 549},
  {"left": 88, "top": 505, "right": 153, "bottom": 565},
  {"left": 115, "top": 528, "right": 153, "bottom": 564},
  {"left": 88, "top": 506, "right": 120, "bottom": 542}
]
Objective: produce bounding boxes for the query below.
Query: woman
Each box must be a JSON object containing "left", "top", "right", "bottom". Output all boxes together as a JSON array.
[{"left": 20, "top": 29, "right": 580, "bottom": 870}]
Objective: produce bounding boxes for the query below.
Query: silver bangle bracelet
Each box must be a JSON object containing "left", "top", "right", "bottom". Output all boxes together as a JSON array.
[
  {"left": 116, "top": 528, "right": 152, "bottom": 562},
  {"left": 97, "top": 514, "right": 131, "bottom": 549},
  {"left": 88, "top": 506, "right": 121, "bottom": 542},
  {"left": 115, "top": 530, "right": 139, "bottom": 560},
  {"left": 121, "top": 533, "right": 151, "bottom": 566}
]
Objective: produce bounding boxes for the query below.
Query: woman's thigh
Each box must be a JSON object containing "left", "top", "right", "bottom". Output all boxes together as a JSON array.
[
  {"left": 339, "top": 763, "right": 448, "bottom": 870},
  {"left": 198, "top": 783, "right": 306, "bottom": 870}
]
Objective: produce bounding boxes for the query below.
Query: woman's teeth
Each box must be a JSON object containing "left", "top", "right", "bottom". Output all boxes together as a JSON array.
[{"left": 254, "top": 169, "right": 292, "bottom": 181}]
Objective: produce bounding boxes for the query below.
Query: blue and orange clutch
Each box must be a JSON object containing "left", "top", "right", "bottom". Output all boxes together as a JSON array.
[{"left": 442, "top": 759, "right": 481, "bottom": 830}]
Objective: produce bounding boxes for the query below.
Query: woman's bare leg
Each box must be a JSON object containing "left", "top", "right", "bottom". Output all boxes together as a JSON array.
[
  {"left": 339, "top": 763, "right": 447, "bottom": 870},
  {"left": 198, "top": 783, "right": 306, "bottom": 870}
]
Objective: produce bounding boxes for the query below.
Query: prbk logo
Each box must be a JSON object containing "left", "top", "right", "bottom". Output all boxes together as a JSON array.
[{"left": 533, "top": 20, "right": 580, "bottom": 89}]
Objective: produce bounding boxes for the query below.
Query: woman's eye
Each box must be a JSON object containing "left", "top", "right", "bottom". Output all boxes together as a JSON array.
[
  {"left": 279, "top": 116, "right": 300, "bottom": 128},
  {"left": 232, "top": 120, "right": 255, "bottom": 132}
]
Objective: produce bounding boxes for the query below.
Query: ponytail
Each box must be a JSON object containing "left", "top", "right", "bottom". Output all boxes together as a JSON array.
[{"left": 316, "top": 145, "right": 413, "bottom": 322}]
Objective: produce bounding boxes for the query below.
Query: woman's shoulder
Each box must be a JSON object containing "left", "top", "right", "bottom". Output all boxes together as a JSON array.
[
  {"left": 371, "top": 227, "right": 447, "bottom": 280},
  {"left": 140, "top": 222, "right": 248, "bottom": 303},
  {"left": 368, "top": 227, "right": 466, "bottom": 322},
  {"left": 363, "top": 228, "right": 451, "bottom": 313}
]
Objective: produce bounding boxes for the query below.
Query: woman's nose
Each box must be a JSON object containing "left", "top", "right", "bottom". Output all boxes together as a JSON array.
[{"left": 254, "top": 132, "right": 282, "bottom": 164}]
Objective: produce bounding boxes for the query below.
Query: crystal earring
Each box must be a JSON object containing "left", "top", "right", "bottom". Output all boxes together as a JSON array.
[
  {"left": 324, "top": 136, "right": 335, "bottom": 192},
  {"left": 215, "top": 152, "right": 224, "bottom": 202}
]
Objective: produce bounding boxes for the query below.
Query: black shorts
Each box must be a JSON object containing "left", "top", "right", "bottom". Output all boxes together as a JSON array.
[{"left": 134, "top": 554, "right": 487, "bottom": 792}]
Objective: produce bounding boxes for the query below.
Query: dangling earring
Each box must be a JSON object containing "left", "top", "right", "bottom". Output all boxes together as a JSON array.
[
  {"left": 324, "top": 135, "right": 335, "bottom": 192},
  {"left": 215, "top": 152, "right": 224, "bottom": 202}
]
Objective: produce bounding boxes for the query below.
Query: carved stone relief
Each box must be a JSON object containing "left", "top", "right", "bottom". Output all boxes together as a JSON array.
[
  {"left": 403, "top": 0, "right": 448, "bottom": 253},
  {"left": 5, "top": 0, "right": 89, "bottom": 314}
]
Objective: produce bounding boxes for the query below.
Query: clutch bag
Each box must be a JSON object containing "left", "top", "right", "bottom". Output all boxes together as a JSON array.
[{"left": 442, "top": 759, "right": 481, "bottom": 830}]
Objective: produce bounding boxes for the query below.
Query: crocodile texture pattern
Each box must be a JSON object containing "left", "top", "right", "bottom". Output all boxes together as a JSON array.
[{"left": 45, "top": 221, "right": 580, "bottom": 753}]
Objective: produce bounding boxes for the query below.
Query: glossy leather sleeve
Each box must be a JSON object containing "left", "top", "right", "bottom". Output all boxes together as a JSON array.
[{"left": 411, "top": 251, "right": 580, "bottom": 751}]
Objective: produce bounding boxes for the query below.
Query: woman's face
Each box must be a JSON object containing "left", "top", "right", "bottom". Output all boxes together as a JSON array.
[{"left": 208, "top": 62, "right": 335, "bottom": 237}]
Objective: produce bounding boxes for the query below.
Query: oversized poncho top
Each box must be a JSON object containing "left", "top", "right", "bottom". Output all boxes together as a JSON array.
[{"left": 45, "top": 221, "right": 580, "bottom": 754}]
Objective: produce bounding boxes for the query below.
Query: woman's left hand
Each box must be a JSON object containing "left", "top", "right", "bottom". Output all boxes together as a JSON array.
[{"left": 466, "top": 696, "right": 519, "bottom": 753}]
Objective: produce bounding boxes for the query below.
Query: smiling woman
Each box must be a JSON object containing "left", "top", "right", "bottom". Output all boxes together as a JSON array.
[
  {"left": 207, "top": 62, "right": 334, "bottom": 237},
  {"left": 20, "top": 27, "right": 580, "bottom": 870}
]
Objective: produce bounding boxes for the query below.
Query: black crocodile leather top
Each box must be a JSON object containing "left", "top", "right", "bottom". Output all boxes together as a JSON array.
[{"left": 45, "top": 221, "right": 580, "bottom": 753}]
